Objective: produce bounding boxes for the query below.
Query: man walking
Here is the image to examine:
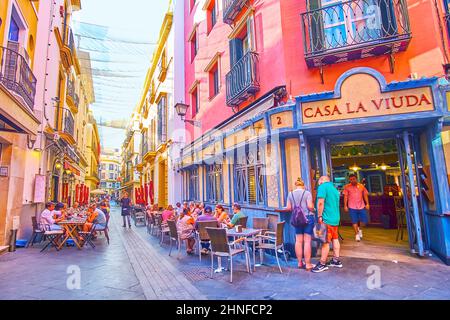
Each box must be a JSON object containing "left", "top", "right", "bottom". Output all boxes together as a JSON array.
[
  {"left": 344, "top": 174, "right": 370, "bottom": 241},
  {"left": 312, "top": 176, "right": 343, "bottom": 273}
]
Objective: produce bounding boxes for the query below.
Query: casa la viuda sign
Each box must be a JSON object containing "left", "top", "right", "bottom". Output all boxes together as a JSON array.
[{"left": 301, "top": 72, "right": 435, "bottom": 124}]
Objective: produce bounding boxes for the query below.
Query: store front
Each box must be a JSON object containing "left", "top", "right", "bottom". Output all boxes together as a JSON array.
[
  {"left": 298, "top": 68, "right": 450, "bottom": 264},
  {"left": 178, "top": 68, "right": 450, "bottom": 264}
]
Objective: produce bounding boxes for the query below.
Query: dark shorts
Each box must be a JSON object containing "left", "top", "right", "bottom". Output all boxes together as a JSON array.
[
  {"left": 294, "top": 216, "right": 315, "bottom": 235},
  {"left": 349, "top": 208, "right": 368, "bottom": 224}
]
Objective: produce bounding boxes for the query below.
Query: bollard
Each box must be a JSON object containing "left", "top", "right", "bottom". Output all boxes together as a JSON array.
[{"left": 8, "top": 229, "right": 17, "bottom": 252}]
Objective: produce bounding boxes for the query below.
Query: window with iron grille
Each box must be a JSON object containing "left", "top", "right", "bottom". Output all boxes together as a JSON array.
[
  {"left": 234, "top": 147, "right": 265, "bottom": 205},
  {"left": 206, "top": 164, "right": 223, "bottom": 203},
  {"left": 187, "top": 167, "right": 199, "bottom": 201}
]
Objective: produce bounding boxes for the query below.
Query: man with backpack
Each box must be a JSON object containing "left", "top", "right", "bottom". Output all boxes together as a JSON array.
[{"left": 277, "top": 178, "right": 315, "bottom": 270}]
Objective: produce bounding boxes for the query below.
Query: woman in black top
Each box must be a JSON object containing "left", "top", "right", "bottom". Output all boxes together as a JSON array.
[{"left": 120, "top": 191, "right": 132, "bottom": 228}]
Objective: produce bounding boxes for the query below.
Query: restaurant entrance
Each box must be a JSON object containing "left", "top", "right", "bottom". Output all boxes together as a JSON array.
[{"left": 310, "top": 131, "right": 431, "bottom": 258}]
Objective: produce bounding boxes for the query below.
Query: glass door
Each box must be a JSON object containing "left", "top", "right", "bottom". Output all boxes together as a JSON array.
[{"left": 396, "top": 131, "right": 427, "bottom": 256}]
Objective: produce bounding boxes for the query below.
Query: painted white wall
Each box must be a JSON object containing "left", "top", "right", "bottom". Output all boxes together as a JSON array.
[{"left": 168, "top": 0, "right": 186, "bottom": 205}]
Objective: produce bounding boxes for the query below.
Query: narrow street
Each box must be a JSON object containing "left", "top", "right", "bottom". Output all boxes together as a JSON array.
[{"left": 0, "top": 206, "right": 449, "bottom": 300}]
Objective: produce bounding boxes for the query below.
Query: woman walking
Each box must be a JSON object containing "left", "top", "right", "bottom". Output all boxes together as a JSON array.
[{"left": 120, "top": 191, "right": 132, "bottom": 228}]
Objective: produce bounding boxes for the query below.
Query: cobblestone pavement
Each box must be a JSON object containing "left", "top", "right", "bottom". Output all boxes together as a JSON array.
[{"left": 0, "top": 206, "right": 449, "bottom": 300}]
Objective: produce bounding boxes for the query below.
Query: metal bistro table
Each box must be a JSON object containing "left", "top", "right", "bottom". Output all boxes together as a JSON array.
[
  {"left": 226, "top": 228, "right": 262, "bottom": 274},
  {"left": 57, "top": 217, "right": 87, "bottom": 250}
]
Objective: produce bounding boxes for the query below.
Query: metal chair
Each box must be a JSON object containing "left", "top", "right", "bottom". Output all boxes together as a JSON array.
[
  {"left": 196, "top": 220, "right": 219, "bottom": 261},
  {"left": 78, "top": 223, "right": 97, "bottom": 249},
  {"left": 255, "top": 221, "right": 288, "bottom": 273},
  {"left": 40, "top": 224, "right": 64, "bottom": 252},
  {"left": 206, "top": 227, "right": 250, "bottom": 283},
  {"left": 26, "top": 217, "right": 45, "bottom": 248},
  {"left": 134, "top": 207, "right": 146, "bottom": 226},
  {"left": 146, "top": 210, "right": 155, "bottom": 234},
  {"left": 246, "top": 217, "right": 270, "bottom": 263},
  {"left": 167, "top": 219, "right": 181, "bottom": 258}
]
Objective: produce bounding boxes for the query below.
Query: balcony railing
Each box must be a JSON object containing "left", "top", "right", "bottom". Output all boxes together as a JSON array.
[
  {"left": 301, "top": 0, "right": 411, "bottom": 67},
  {"left": 0, "top": 45, "right": 37, "bottom": 109},
  {"left": 66, "top": 79, "right": 79, "bottom": 109},
  {"left": 225, "top": 51, "right": 260, "bottom": 107},
  {"left": 63, "top": 109, "right": 75, "bottom": 137},
  {"left": 223, "top": 0, "right": 248, "bottom": 25}
]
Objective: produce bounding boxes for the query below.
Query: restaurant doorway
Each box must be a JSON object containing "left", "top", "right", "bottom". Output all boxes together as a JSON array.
[{"left": 310, "top": 131, "right": 431, "bottom": 260}]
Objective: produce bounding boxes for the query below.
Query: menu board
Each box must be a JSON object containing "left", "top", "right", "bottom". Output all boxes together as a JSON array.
[
  {"left": 369, "top": 175, "right": 383, "bottom": 194},
  {"left": 33, "top": 174, "right": 46, "bottom": 203}
]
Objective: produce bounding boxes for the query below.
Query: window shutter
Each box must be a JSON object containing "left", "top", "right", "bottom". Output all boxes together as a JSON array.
[
  {"left": 229, "top": 38, "right": 243, "bottom": 68},
  {"left": 308, "top": 0, "right": 325, "bottom": 52}
]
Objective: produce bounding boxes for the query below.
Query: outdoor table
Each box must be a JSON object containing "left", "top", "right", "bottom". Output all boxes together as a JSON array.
[
  {"left": 57, "top": 217, "right": 87, "bottom": 250},
  {"left": 226, "top": 228, "right": 262, "bottom": 274}
]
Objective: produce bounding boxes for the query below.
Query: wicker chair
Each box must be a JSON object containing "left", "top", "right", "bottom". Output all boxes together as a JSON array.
[
  {"left": 156, "top": 215, "right": 170, "bottom": 245},
  {"left": 95, "top": 214, "right": 110, "bottom": 244},
  {"left": 196, "top": 220, "right": 219, "bottom": 261},
  {"left": 238, "top": 216, "right": 248, "bottom": 228},
  {"left": 246, "top": 217, "right": 269, "bottom": 269},
  {"left": 266, "top": 213, "right": 279, "bottom": 233},
  {"left": 206, "top": 227, "right": 250, "bottom": 283},
  {"left": 255, "top": 221, "right": 288, "bottom": 273}
]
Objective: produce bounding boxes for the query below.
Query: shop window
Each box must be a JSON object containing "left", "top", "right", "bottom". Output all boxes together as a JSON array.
[
  {"left": 234, "top": 147, "right": 265, "bottom": 205},
  {"left": 206, "top": 164, "right": 223, "bottom": 203}
]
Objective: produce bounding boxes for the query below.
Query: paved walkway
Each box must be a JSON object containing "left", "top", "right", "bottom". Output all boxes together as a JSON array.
[{"left": 0, "top": 206, "right": 449, "bottom": 300}]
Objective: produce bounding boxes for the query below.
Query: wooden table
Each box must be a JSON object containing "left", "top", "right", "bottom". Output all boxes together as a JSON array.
[
  {"left": 57, "top": 217, "right": 87, "bottom": 250},
  {"left": 226, "top": 228, "right": 262, "bottom": 273}
]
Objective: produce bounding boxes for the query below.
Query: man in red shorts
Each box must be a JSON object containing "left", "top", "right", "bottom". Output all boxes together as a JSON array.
[{"left": 312, "top": 176, "right": 343, "bottom": 273}]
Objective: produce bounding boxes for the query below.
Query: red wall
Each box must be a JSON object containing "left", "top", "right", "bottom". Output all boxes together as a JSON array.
[{"left": 183, "top": 0, "right": 450, "bottom": 144}]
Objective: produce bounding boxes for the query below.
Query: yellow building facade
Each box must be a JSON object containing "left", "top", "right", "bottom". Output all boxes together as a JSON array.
[
  {"left": 135, "top": 8, "right": 173, "bottom": 209},
  {"left": 0, "top": 0, "right": 41, "bottom": 247}
]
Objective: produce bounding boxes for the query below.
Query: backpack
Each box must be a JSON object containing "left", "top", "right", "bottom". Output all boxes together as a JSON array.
[{"left": 289, "top": 190, "right": 308, "bottom": 227}]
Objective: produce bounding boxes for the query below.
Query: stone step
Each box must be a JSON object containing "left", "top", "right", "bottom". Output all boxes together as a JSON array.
[{"left": 0, "top": 246, "right": 9, "bottom": 255}]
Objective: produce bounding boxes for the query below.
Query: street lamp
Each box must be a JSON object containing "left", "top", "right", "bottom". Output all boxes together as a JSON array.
[{"left": 175, "top": 102, "right": 201, "bottom": 128}]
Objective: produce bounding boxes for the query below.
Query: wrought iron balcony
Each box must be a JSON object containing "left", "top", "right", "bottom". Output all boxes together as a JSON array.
[
  {"left": 63, "top": 109, "right": 75, "bottom": 137},
  {"left": 301, "top": 0, "right": 411, "bottom": 68},
  {"left": 226, "top": 51, "right": 260, "bottom": 107},
  {"left": 0, "top": 45, "right": 37, "bottom": 109},
  {"left": 223, "top": 0, "right": 248, "bottom": 25}
]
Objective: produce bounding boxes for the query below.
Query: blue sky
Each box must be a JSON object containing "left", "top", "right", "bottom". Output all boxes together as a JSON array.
[{"left": 72, "top": 0, "right": 169, "bottom": 150}]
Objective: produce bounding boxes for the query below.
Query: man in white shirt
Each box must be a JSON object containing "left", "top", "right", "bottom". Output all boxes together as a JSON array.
[{"left": 40, "top": 202, "right": 62, "bottom": 231}]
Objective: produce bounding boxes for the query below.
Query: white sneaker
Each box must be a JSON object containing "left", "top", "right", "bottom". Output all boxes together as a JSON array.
[
  {"left": 358, "top": 229, "right": 363, "bottom": 239},
  {"left": 355, "top": 234, "right": 361, "bottom": 242}
]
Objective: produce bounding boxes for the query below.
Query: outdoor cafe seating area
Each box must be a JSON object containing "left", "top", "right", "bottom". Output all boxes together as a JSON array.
[{"left": 142, "top": 204, "right": 289, "bottom": 283}]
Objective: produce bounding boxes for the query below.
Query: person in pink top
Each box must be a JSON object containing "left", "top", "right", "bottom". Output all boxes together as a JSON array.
[
  {"left": 161, "top": 205, "right": 175, "bottom": 223},
  {"left": 343, "top": 174, "right": 370, "bottom": 241}
]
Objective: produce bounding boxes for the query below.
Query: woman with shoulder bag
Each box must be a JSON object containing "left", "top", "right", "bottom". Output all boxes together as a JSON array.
[
  {"left": 120, "top": 191, "right": 132, "bottom": 228},
  {"left": 276, "top": 178, "right": 315, "bottom": 270}
]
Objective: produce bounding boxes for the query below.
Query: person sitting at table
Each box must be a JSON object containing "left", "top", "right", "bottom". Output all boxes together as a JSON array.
[
  {"left": 177, "top": 208, "right": 196, "bottom": 254},
  {"left": 67, "top": 202, "right": 80, "bottom": 217},
  {"left": 83, "top": 203, "right": 106, "bottom": 233},
  {"left": 162, "top": 205, "right": 175, "bottom": 223},
  {"left": 214, "top": 205, "right": 229, "bottom": 224},
  {"left": 227, "top": 203, "right": 246, "bottom": 229},
  {"left": 53, "top": 202, "right": 65, "bottom": 219},
  {"left": 40, "top": 202, "right": 63, "bottom": 231},
  {"left": 195, "top": 206, "right": 218, "bottom": 254}
]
